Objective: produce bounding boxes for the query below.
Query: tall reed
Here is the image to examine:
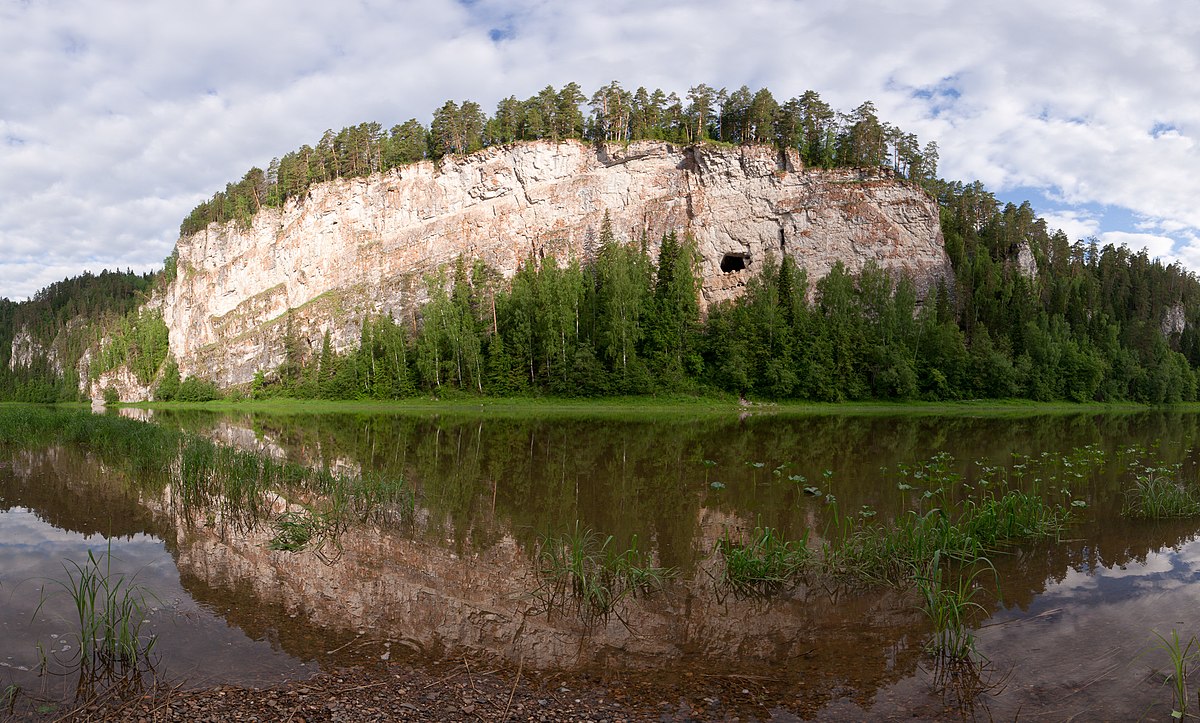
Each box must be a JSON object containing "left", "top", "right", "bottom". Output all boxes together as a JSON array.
[
  {"left": 534, "top": 524, "right": 673, "bottom": 624},
  {"left": 1151, "top": 629, "right": 1198, "bottom": 719},
  {"left": 716, "top": 525, "right": 810, "bottom": 598},
  {"left": 36, "top": 545, "right": 158, "bottom": 678}
]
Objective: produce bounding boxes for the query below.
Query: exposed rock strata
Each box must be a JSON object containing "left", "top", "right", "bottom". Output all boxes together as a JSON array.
[{"left": 161, "top": 140, "right": 951, "bottom": 387}]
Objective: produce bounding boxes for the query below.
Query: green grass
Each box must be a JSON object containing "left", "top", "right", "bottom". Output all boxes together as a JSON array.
[
  {"left": 716, "top": 526, "right": 810, "bottom": 597},
  {"left": 36, "top": 545, "right": 158, "bottom": 678},
  {"left": 914, "top": 553, "right": 992, "bottom": 664},
  {"left": 120, "top": 395, "right": 1159, "bottom": 420},
  {"left": 1152, "top": 629, "right": 1198, "bottom": 719},
  {"left": 1, "top": 684, "right": 18, "bottom": 714},
  {"left": 269, "top": 509, "right": 331, "bottom": 552},
  {"left": 1124, "top": 466, "right": 1200, "bottom": 519},
  {"left": 534, "top": 524, "right": 674, "bottom": 625}
]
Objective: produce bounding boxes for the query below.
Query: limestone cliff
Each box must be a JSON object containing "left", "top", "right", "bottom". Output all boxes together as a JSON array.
[{"left": 161, "top": 140, "right": 950, "bottom": 387}]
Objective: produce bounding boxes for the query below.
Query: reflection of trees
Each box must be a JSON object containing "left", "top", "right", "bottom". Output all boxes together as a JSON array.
[
  {"left": 191, "top": 409, "right": 1200, "bottom": 539},
  {"left": 14, "top": 408, "right": 1200, "bottom": 715},
  {"left": 177, "top": 409, "right": 1200, "bottom": 634},
  {"left": 0, "top": 446, "right": 166, "bottom": 540}
]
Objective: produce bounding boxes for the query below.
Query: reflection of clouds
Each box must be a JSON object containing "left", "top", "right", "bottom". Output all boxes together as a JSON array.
[
  {"left": 1, "top": 506, "right": 309, "bottom": 695},
  {"left": 965, "top": 543, "right": 1200, "bottom": 720}
]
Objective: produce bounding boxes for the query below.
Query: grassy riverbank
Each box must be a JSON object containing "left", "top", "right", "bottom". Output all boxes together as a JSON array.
[{"left": 105, "top": 395, "right": 1161, "bottom": 419}]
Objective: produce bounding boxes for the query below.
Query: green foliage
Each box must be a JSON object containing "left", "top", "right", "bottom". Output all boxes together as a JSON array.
[
  {"left": 36, "top": 545, "right": 158, "bottom": 678},
  {"left": 175, "top": 376, "right": 221, "bottom": 402},
  {"left": 90, "top": 309, "right": 169, "bottom": 386},
  {"left": 154, "top": 360, "right": 181, "bottom": 401},
  {"left": 269, "top": 509, "right": 335, "bottom": 553},
  {"left": 178, "top": 82, "right": 942, "bottom": 236},
  {"left": 716, "top": 525, "right": 810, "bottom": 598}
]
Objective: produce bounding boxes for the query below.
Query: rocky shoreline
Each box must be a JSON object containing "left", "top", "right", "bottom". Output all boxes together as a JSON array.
[{"left": 23, "top": 661, "right": 791, "bottom": 722}]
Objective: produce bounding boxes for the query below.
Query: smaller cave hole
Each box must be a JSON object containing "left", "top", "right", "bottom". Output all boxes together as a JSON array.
[{"left": 720, "top": 254, "right": 748, "bottom": 273}]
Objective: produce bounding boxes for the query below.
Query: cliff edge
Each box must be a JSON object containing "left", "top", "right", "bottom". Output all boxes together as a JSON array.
[{"left": 161, "top": 139, "right": 950, "bottom": 388}]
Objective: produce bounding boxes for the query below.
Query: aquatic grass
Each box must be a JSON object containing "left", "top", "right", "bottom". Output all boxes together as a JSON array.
[
  {"left": 35, "top": 545, "right": 158, "bottom": 680},
  {"left": 338, "top": 471, "right": 416, "bottom": 526},
  {"left": 716, "top": 525, "right": 810, "bottom": 598},
  {"left": 172, "top": 429, "right": 416, "bottom": 540},
  {"left": 914, "top": 552, "right": 992, "bottom": 663},
  {"left": 1151, "top": 629, "right": 1198, "bottom": 719},
  {"left": 1124, "top": 466, "right": 1200, "bottom": 519},
  {"left": 823, "top": 452, "right": 1074, "bottom": 587},
  {"left": 269, "top": 509, "right": 333, "bottom": 553},
  {"left": 1, "top": 684, "right": 17, "bottom": 715},
  {"left": 814, "top": 451, "right": 1077, "bottom": 685},
  {"left": 533, "top": 525, "right": 674, "bottom": 625},
  {"left": 0, "top": 406, "right": 179, "bottom": 486}
]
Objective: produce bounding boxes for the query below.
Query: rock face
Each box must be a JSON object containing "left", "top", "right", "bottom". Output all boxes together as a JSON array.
[
  {"left": 8, "top": 328, "right": 55, "bottom": 373},
  {"left": 161, "top": 140, "right": 951, "bottom": 387}
]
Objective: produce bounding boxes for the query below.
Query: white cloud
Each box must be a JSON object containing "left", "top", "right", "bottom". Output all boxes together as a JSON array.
[
  {"left": 1040, "top": 210, "right": 1101, "bottom": 243},
  {"left": 1100, "top": 231, "right": 1179, "bottom": 261},
  {"left": 2, "top": 0, "right": 1199, "bottom": 299}
]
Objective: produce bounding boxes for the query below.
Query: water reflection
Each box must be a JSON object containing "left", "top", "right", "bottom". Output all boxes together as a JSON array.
[
  {"left": 0, "top": 446, "right": 315, "bottom": 716},
  {"left": 7, "top": 407, "right": 1200, "bottom": 717}
]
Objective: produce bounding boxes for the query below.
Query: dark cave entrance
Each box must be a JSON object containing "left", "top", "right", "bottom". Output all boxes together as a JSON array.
[{"left": 720, "top": 253, "right": 748, "bottom": 273}]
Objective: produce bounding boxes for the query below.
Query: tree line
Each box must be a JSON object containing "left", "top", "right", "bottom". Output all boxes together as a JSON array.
[
  {"left": 254, "top": 205, "right": 1200, "bottom": 405},
  {"left": 180, "top": 82, "right": 938, "bottom": 236},
  {"left": 5, "top": 196, "right": 1200, "bottom": 405}
]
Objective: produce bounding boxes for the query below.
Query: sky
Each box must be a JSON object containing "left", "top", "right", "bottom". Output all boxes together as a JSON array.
[{"left": 1, "top": 0, "right": 1197, "bottom": 301}]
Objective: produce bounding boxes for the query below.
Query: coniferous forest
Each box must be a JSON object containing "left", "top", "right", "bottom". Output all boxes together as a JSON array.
[{"left": 3, "top": 81, "right": 1199, "bottom": 404}]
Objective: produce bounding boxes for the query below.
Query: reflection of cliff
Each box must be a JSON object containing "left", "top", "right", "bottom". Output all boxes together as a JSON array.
[
  {"left": 168, "top": 502, "right": 930, "bottom": 711},
  {"left": 170, "top": 409, "right": 1200, "bottom": 643}
]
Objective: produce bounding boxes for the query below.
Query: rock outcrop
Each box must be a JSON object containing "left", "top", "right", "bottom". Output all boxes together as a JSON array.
[
  {"left": 9, "top": 326, "right": 64, "bottom": 375},
  {"left": 161, "top": 140, "right": 951, "bottom": 387}
]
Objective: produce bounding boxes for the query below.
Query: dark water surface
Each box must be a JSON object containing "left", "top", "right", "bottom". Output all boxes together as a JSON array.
[{"left": 4, "top": 407, "right": 1200, "bottom": 719}]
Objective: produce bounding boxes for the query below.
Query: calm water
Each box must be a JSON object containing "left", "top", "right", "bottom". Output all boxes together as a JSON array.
[{"left": 4, "top": 407, "right": 1200, "bottom": 719}]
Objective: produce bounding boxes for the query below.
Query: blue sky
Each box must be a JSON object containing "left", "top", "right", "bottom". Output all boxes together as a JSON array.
[{"left": 1, "top": 0, "right": 1197, "bottom": 300}]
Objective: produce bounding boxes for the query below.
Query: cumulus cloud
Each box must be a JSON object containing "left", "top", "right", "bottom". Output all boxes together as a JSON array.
[
  {"left": 1040, "top": 210, "right": 1102, "bottom": 243},
  {"left": 1101, "top": 231, "right": 1179, "bottom": 261},
  {"left": 1, "top": 0, "right": 1198, "bottom": 299}
]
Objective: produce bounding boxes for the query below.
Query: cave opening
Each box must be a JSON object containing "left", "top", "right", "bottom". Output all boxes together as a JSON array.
[{"left": 720, "top": 254, "right": 748, "bottom": 273}]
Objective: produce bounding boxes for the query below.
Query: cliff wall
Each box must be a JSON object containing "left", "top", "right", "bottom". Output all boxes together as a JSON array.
[{"left": 161, "top": 140, "right": 951, "bottom": 387}]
